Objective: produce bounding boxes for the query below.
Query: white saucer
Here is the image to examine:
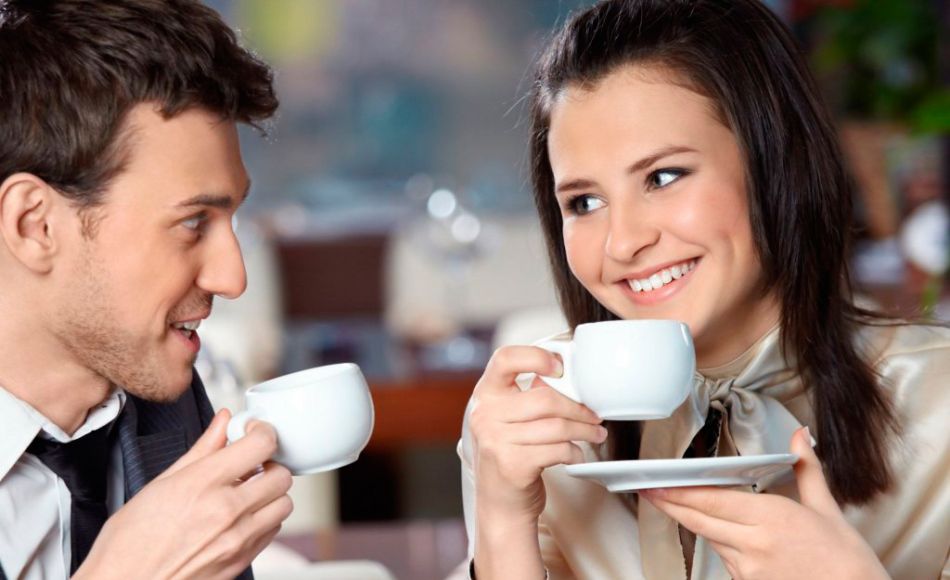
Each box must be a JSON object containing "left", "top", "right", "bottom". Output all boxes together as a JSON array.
[{"left": 565, "top": 453, "right": 798, "bottom": 492}]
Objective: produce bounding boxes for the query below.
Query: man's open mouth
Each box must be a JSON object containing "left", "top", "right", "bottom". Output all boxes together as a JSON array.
[{"left": 171, "top": 320, "right": 201, "bottom": 339}]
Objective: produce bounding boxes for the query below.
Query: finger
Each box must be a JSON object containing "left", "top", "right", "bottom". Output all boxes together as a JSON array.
[
  {"left": 527, "top": 441, "right": 587, "bottom": 467},
  {"left": 238, "top": 462, "right": 294, "bottom": 513},
  {"left": 232, "top": 421, "right": 273, "bottom": 483},
  {"left": 791, "top": 427, "right": 840, "bottom": 516},
  {"left": 157, "top": 408, "right": 231, "bottom": 480},
  {"left": 237, "top": 464, "right": 265, "bottom": 483},
  {"left": 217, "top": 525, "right": 282, "bottom": 580},
  {"left": 528, "top": 375, "right": 548, "bottom": 389},
  {"left": 640, "top": 489, "right": 746, "bottom": 547},
  {"left": 247, "top": 491, "right": 294, "bottom": 532},
  {"left": 642, "top": 486, "right": 760, "bottom": 525},
  {"left": 507, "top": 417, "right": 608, "bottom": 446},
  {"left": 708, "top": 542, "right": 743, "bottom": 580},
  {"left": 706, "top": 539, "right": 742, "bottom": 569},
  {"left": 244, "top": 526, "right": 282, "bottom": 566},
  {"left": 481, "top": 346, "right": 562, "bottom": 393},
  {"left": 500, "top": 386, "right": 601, "bottom": 424},
  {"left": 203, "top": 421, "right": 280, "bottom": 483}
]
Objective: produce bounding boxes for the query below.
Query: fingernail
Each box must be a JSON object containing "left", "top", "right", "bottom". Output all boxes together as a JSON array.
[
  {"left": 553, "top": 357, "right": 564, "bottom": 378},
  {"left": 597, "top": 426, "right": 608, "bottom": 441},
  {"left": 805, "top": 426, "right": 816, "bottom": 448},
  {"left": 641, "top": 488, "right": 667, "bottom": 500}
]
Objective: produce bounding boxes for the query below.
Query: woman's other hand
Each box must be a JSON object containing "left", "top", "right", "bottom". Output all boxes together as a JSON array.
[
  {"left": 640, "top": 427, "right": 890, "bottom": 580},
  {"left": 470, "top": 345, "right": 607, "bottom": 580}
]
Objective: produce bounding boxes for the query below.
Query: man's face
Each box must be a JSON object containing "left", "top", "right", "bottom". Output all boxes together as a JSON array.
[{"left": 52, "top": 105, "right": 249, "bottom": 402}]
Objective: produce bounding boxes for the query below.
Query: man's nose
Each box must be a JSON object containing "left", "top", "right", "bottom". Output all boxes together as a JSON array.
[{"left": 197, "top": 229, "right": 247, "bottom": 299}]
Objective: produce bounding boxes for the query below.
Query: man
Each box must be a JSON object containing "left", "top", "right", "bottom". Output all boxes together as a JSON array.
[{"left": 0, "top": 1, "right": 293, "bottom": 578}]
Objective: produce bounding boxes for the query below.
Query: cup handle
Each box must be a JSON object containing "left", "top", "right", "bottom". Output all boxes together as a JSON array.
[
  {"left": 227, "top": 408, "right": 266, "bottom": 444},
  {"left": 536, "top": 340, "right": 581, "bottom": 403}
]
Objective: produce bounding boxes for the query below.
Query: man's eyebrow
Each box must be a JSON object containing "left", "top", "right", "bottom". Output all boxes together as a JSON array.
[
  {"left": 175, "top": 179, "right": 251, "bottom": 210},
  {"left": 554, "top": 146, "right": 697, "bottom": 195}
]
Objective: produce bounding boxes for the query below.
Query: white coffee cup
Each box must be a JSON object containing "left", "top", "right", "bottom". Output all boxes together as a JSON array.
[
  {"left": 226, "top": 363, "right": 375, "bottom": 475},
  {"left": 538, "top": 320, "right": 695, "bottom": 420}
]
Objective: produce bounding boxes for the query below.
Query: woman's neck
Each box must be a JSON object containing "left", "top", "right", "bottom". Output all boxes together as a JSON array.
[{"left": 694, "top": 293, "right": 782, "bottom": 368}]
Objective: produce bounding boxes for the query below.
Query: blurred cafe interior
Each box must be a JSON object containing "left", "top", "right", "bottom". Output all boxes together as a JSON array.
[{"left": 193, "top": 1, "right": 950, "bottom": 579}]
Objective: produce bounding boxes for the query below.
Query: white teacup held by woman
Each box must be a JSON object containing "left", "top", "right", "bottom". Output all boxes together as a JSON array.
[{"left": 536, "top": 320, "right": 798, "bottom": 491}]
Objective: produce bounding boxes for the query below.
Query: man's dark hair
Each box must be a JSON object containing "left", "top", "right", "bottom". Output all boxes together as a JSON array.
[{"left": 0, "top": 0, "right": 278, "bottom": 210}]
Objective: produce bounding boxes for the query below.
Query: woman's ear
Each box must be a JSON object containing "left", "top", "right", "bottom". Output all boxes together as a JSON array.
[{"left": 0, "top": 173, "right": 62, "bottom": 273}]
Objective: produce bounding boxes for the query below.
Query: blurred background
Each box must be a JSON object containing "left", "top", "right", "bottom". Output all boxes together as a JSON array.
[{"left": 191, "top": 1, "right": 949, "bottom": 579}]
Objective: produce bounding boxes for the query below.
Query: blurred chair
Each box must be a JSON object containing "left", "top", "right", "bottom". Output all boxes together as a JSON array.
[
  {"left": 384, "top": 215, "right": 560, "bottom": 341},
  {"left": 492, "top": 306, "right": 568, "bottom": 349}
]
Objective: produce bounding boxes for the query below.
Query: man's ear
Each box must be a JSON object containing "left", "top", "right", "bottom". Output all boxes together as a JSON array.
[{"left": 0, "top": 173, "right": 64, "bottom": 273}]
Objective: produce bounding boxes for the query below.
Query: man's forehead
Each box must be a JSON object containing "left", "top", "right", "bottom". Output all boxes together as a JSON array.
[{"left": 105, "top": 105, "right": 249, "bottom": 208}]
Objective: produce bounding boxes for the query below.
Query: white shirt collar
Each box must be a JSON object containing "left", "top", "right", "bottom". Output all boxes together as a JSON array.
[{"left": 0, "top": 386, "right": 126, "bottom": 483}]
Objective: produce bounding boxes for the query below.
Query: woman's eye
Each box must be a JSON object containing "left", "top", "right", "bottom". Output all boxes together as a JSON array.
[
  {"left": 648, "top": 168, "right": 686, "bottom": 189},
  {"left": 567, "top": 195, "right": 605, "bottom": 215}
]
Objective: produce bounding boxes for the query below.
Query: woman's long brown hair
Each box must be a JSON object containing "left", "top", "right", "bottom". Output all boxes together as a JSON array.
[{"left": 528, "top": 0, "right": 899, "bottom": 505}]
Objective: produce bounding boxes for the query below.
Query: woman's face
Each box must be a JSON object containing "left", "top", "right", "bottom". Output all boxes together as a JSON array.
[{"left": 547, "top": 66, "right": 780, "bottom": 366}]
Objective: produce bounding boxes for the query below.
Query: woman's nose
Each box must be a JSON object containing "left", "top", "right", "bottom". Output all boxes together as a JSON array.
[{"left": 604, "top": 203, "right": 660, "bottom": 263}]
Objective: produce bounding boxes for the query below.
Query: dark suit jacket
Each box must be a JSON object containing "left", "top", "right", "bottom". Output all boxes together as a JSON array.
[{"left": 0, "top": 372, "right": 254, "bottom": 580}]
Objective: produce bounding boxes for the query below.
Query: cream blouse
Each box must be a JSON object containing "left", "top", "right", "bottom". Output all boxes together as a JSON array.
[{"left": 458, "top": 323, "right": 950, "bottom": 579}]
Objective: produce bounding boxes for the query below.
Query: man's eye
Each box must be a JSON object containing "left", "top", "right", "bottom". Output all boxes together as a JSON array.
[
  {"left": 567, "top": 195, "right": 605, "bottom": 215},
  {"left": 648, "top": 168, "right": 686, "bottom": 189},
  {"left": 181, "top": 213, "right": 207, "bottom": 231}
]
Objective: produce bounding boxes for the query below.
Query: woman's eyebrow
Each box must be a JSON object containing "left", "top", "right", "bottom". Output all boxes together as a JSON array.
[
  {"left": 555, "top": 177, "right": 597, "bottom": 195},
  {"left": 555, "top": 146, "right": 697, "bottom": 195},
  {"left": 626, "top": 145, "right": 697, "bottom": 175}
]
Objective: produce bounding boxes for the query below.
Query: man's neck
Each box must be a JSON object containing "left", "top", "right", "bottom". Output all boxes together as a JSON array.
[{"left": 0, "top": 326, "right": 112, "bottom": 436}]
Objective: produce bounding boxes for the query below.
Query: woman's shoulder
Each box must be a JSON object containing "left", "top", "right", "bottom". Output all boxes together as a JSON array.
[
  {"left": 854, "top": 321, "right": 950, "bottom": 410},
  {"left": 855, "top": 321, "right": 950, "bottom": 367}
]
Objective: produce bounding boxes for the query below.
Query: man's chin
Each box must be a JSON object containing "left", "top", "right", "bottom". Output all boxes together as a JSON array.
[{"left": 123, "top": 367, "right": 194, "bottom": 403}]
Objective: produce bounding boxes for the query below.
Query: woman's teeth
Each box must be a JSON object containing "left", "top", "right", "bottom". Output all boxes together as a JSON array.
[{"left": 628, "top": 260, "right": 696, "bottom": 293}]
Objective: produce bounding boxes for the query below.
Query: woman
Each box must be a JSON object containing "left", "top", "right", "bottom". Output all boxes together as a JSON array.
[{"left": 458, "top": 0, "right": 950, "bottom": 579}]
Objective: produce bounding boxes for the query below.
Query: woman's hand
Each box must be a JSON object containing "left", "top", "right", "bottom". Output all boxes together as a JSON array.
[
  {"left": 470, "top": 345, "right": 607, "bottom": 580},
  {"left": 640, "top": 427, "right": 890, "bottom": 580}
]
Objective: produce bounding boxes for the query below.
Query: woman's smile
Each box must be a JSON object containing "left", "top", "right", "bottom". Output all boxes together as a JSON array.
[{"left": 615, "top": 257, "right": 700, "bottom": 306}]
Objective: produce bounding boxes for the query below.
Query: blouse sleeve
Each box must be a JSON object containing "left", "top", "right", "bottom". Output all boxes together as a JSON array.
[
  {"left": 459, "top": 396, "right": 478, "bottom": 562},
  {"left": 538, "top": 521, "right": 575, "bottom": 580},
  {"left": 458, "top": 397, "right": 561, "bottom": 579}
]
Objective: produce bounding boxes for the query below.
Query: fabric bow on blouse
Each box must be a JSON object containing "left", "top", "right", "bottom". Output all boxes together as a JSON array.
[{"left": 637, "top": 327, "right": 807, "bottom": 579}]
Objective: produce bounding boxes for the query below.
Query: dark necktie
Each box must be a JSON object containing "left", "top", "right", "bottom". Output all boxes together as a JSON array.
[{"left": 27, "top": 424, "right": 113, "bottom": 574}]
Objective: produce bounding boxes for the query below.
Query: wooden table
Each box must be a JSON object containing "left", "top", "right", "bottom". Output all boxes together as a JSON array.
[{"left": 365, "top": 373, "right": 480, "bottom": 451}]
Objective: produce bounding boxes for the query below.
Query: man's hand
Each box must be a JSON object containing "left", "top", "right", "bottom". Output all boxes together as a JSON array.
[
  {"left": 73, "top": 409, "right": 294, "bottom": 580},
  {"left": 640, "top": 428, "right": 890, "bottom": 580}
]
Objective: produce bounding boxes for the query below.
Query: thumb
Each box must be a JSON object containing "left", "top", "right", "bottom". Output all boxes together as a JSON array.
[
  {"left": 157, "top": 408, "right": 231, "bottom": 480},
  {"left": 791, "top": 426, "right": 840, "bottom": 516}
]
